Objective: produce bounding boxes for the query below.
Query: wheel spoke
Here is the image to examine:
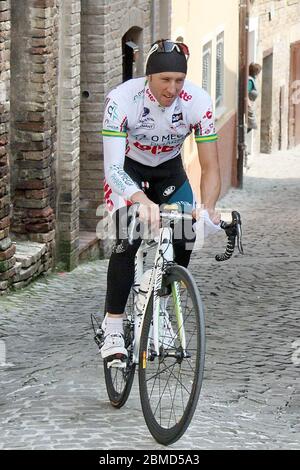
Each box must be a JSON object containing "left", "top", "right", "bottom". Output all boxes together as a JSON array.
[{"left": 147, "top": 361, "right": 193, "bottom": 396}]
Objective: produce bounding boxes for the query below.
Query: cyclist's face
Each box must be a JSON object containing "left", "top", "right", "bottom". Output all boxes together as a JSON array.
[{"left": 148, "top": 72, "right": 186, "bottom": 107}]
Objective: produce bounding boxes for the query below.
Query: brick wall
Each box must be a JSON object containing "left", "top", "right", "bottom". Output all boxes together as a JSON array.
[
  {"left": 0, "top": 0, "right": 57, "bottom": 294},
  {"left": 0, "top": 0, "right": 15, "bottom": 292},
  {"left": 10, "top": 0, "right": 57, "bottom": 242}
]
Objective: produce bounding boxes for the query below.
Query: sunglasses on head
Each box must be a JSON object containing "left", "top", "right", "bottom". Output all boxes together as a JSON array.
[{"left": 146, "top": 40, "right": 190, "bottom": 62}]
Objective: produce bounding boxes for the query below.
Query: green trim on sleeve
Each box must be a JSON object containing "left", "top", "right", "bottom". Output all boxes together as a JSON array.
[
  {"left": 195, "top": 134, "right": 218, "bottom": 143},
  {"left": 101, "top": 130, "right": 127, "bottom": 138}
]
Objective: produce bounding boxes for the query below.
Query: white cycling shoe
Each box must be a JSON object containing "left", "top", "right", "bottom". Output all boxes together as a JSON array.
[{"left": 100, "top": 332, "right": 128, "bottom": 368}]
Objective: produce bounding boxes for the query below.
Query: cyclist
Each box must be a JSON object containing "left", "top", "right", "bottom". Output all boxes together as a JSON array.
[{"left": 101, "top": 39, "right": 221, "bottom": 364}]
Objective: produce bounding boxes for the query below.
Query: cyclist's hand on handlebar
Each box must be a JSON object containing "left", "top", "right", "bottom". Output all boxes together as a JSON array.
[
  {"left": 130, "top": 191, "right": 160, "bottom": 235},
  {"left": 192, "top": 206, "right": 221, "bottom": 225},
  {"left": 139, "top": 201, "right": 160, "bottom": 234},
  {"left": 206, "top": 208, "right": 221, "bottom": 225}
]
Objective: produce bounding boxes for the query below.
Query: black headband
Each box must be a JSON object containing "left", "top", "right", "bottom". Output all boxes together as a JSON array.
[{"left": 146, "top": 49, "right": 187, "bottom": 75}]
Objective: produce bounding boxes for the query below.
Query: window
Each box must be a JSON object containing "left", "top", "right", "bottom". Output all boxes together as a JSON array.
[
  {"left": 202, "top": 41, "right": 212, "bottom": 95},
  {"left": 216, "top": 32, "right": 224, "bottom": 108}
]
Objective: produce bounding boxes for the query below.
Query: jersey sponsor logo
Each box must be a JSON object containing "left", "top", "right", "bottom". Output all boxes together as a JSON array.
[
  {"left": 104, "top": 119, "right": 119, "bottom": 131},
  {"left": 171, "top": 124, "right": 186, "bottom": 133},
  {"left": 133, "top": 141, "right": 176, "bottom": 155},
  {"left": 179, "top": 90, "right": 192, "bottom": 101},
  {"left": 142, "top": 107, "right": 150, "bottom": 117},
  {"left": 172, "top": 112, "right": 183, "bottom": 123},
  {"left": 135, "top": 121, "right": 155, "bottom": 130},
  {"left": 133, "top": 133, "right": 149, "bottom": 141},
  {"left": 163, "top": 185, "right": 176, "bottom": 197},
  {"left": 104, "top": 180, "right": 114, "bottom": 211},
  {"left": 150, "top": 134, "right": 184, "bottom": 145},
  {"left": 203, "top": 110, "right": 213, "bottom": 120},
  {"left": 133, "top": 89, "right": 144, "bottom": 102},
  {"left": 107, "top": 101, "right": 118, "bottom": 121},
  {"left": 135, "top": 115, "right": 155, "bottom": 130},
  {"left": 110, "top": 164, "right": 136, "bottom": 188},
  {"left": 146, "top": 88, "right": 156, "bottom": 102}
]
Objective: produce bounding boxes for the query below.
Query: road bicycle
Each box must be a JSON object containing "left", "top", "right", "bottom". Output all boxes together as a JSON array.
[{"left": 92, "top": 204, "right": 243, "bottom": 445}]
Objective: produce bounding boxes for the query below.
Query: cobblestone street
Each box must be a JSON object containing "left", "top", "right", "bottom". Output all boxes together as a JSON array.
[{"left": 0, "top": 149, "right": 299, "bottom": 450}]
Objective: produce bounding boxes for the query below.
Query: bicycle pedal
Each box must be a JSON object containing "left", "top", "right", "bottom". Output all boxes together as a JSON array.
[
  {"left": 94, "top": 331, "right": 104, "bottom": 348},
  {"left": 107, "top": 359, "right": 127, "bottom": 369}
]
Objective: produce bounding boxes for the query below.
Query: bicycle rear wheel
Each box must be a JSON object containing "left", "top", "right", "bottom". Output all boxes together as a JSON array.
[
  {"left": 104, "top": 291, "right": 136, "bottom": 408},
  {"left": 138, "top": 264, "right": 205, "bottom": 445}
]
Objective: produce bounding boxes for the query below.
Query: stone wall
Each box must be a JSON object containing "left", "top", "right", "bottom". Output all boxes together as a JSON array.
[
  {"left": 0, "top": 0, "right": 57, "bottom": 295},
  {"left": 10, "top": 0, "right": 57, "bottom": 240},
  {"left": 0, "top": 0, "right": 14, "bottom": 293}
]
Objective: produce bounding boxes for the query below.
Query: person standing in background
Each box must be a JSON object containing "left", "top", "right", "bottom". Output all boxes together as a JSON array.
[{"left": 247, "top": 62, "right": 262, "bottom": 133}]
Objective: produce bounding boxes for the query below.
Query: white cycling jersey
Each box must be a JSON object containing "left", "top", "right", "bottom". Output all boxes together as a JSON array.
[{"left": 102, "top": 77, "right": 217, "bottom": 205}]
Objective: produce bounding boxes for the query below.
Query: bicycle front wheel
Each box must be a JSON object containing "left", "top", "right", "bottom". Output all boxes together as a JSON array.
[{"left": 138, "top": 264, "right": 205, "bottom": 445}]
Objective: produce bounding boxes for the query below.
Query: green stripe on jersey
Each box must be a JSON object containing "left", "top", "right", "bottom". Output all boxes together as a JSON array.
[
  {"left": 102, "top": 130, "right": 127, "bottom": 138},
  {"left": 195, "top": 134, "right": 218, "bottom": 143}
]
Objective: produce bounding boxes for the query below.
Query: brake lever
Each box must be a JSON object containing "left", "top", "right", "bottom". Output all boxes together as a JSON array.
[
  {"left": 232, "top": 211, "right": 244, "bottom": 255},
  {"left": 215, "top": 210, "right": 244, "bottom": 261},
  {"left": 236, "top": 222, "right": 244, "bottom": 255}
]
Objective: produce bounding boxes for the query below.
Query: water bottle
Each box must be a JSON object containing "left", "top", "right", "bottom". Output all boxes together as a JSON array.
[{"left": 134, "top": 269, "right": 152, "bottom": 341}]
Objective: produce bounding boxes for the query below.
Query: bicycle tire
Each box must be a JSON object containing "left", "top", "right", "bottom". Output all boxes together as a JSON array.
[
  {"left": 103, "top": 291, "right": 136, "bottom": 408},
  {"left": 138, "top": 264, "right": 205, "bottom": 445}
]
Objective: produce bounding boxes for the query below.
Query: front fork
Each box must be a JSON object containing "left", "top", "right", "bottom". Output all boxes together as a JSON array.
[{"left": 171, "top": 281, "right": 187, "bottom": 351}]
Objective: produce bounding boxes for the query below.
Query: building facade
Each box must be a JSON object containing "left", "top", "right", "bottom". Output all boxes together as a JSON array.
[{"left": 171, "top": 0, "right": 240, "bottom": 201}]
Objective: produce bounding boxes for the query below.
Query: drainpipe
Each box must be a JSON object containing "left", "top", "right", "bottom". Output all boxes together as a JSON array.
[{"left": 237, "top": 0, "right": 249, "bottom": 188}]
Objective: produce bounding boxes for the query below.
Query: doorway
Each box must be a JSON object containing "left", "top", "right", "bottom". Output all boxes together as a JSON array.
[{"left": 122, "top": 28, "right": 142, "bottom": 82}]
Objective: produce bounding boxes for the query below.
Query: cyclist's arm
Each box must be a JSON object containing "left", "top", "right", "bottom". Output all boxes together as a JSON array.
[
  {"left": 197, "top": 141, "right": 221, "bottom": 222},
  {"left": 102, "top": 95, "right": 140, "bottom": 200},
  {"left": 103, "top": 136, "right": 140, "bottom": 199},
  {"left": 191, "top": 90, "right": 220, "bottom": 223}
]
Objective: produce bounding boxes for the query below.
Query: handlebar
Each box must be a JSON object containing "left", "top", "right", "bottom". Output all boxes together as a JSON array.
[
  {"left": 215, "top": 210, "right": 244, "bottom": 261},
  {"left": 127, "top": 203, "right": 244, "bottom": 262}
]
